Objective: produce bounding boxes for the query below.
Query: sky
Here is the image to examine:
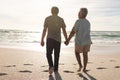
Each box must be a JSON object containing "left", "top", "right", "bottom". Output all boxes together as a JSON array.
[{"left": 0, "top": 0, "right": 120, "bottom": 31}]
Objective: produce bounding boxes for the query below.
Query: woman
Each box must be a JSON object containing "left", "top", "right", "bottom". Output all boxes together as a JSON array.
[{"left": 65, "top": 8, "right": 92, "bottom": 72}]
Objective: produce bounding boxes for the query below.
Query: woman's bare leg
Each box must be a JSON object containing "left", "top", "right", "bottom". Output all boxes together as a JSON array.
[
  {"left": 75, "top": 52, "right": 82, "bottom": 71},
  {"left": 83, "top": 52, "right": 88, "bottom": 72}
]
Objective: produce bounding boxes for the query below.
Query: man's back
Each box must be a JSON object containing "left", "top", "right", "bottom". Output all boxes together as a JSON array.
[
  {"left": 41, "top": 6, "right": 67, "bottom": 75},
  {"left": 44, "top": 15, "right": 66, "bottom": 42}
]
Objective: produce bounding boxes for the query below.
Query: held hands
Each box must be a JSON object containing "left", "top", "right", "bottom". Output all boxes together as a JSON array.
[{"left": 64, "top": 39, "right": 69, "bottom": 46}]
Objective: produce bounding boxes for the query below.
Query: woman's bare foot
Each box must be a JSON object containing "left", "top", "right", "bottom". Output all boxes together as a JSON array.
[
  {"left": 83, "top": 68, "right": 87, "bottom": 73},
  {"left": 77, "top": 67, "right": 82, "bottom": 72}
]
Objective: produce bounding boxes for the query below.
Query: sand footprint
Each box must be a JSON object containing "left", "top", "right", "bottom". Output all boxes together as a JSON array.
[
  {"left": 73, "top": 64, "right": 77, "bottom": 65},
  {"left": 19, "top": 70, "right": 32, "bottom": 73},
  {"left": 41, "top": 66, "right": 46, "bottom": 67},
  {"left": 110, "top": 60, "right": 116, "bottom": 62},
  {"left": 42, "top": 70, "right": 49, "bottom": 72},
  {"left": 41, "top": 65, "right": 48, "bottom": 67},
  {"left": 114, "top": 66, "right": 120, "bottom": 68},
  {"left": 0, "top": 73, "right": 8, "bottom": 76},
  {"left": 63, "top": 70, "right": 74, "bottom": 73},
  {"left": 23, "top": 64, "right": 33, "bottom": 66},
  {"left": 59, "top": 63, "right": 64, "bottom": 65},
  {"left": 96, "top": 67, "right": 107, "bottom": 70},
  {"left": 4, "top": 65, "right": 16, "bottom": 67}
]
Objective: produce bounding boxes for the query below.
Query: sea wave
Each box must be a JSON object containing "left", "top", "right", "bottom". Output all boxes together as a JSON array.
[{"left": 0, "top": 29, "right": 120, "bottom": 44}]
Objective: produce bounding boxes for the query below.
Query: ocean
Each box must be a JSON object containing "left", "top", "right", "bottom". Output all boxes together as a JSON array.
[{"left": 0, "top": 29, "right": 120, "bottom": 51}]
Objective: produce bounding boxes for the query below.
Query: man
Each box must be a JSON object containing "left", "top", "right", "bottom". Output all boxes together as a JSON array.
[{"left": 41, "top": 6, "right": 67, "bottom": 75}]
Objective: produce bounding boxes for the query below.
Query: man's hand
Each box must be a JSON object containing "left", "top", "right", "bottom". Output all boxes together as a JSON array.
[{"left": 41, "top": 40, "right": 44, "bottom": 46}]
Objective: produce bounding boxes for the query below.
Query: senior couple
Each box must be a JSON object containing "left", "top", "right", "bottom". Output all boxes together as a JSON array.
[{"left": 41, "top": 6, "right": 92, "bottom": 75}]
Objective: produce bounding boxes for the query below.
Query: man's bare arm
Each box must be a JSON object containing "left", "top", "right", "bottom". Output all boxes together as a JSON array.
[
  {"left": 62, "top": 27, "right": 67, "bottom": 41},
  {"left": 41, "top": 27, "right": 47, "bottom": 46}
]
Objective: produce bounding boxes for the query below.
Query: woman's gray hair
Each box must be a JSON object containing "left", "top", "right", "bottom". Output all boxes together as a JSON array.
[{"left": 79, "top": 8, "right": 88, "bottom": 18}]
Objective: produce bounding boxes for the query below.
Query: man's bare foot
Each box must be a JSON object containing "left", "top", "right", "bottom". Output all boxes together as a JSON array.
[{"left": 49, "top": 67, "right": 54, "bottom": 75}]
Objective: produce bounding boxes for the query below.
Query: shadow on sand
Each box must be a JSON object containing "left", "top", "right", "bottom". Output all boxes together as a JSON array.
[
  {"left": 49, "top": 75, "right": 55, "bottom": 80},
  {"left": 54, "top": 71, "right": 62, "bottom": 80},
  {"left": 49, "top": 71, "right": 62, "bottom": 80},
  {"left": 78, "top": 72, "right": 96, "bottom": 80},
  {"left": 0, "top": 73, "right": 8, "bottom": 76}
]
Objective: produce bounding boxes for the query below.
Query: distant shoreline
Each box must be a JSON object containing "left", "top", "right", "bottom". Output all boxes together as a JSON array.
[{"left": 0, "top": 28, "right": 120, "bottom": 32}]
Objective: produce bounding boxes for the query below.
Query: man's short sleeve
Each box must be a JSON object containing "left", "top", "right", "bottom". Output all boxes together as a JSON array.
[
  {"left": 44, "top": 18, "right": 48, "bottom": 28},
  {"left": 61, "top": 18, "right": 66, "bottom": 28}
]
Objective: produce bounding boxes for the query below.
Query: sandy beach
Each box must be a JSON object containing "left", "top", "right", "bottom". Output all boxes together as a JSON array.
[{"left": 0, "top": 43, "right": 120, "bottom": 80}]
